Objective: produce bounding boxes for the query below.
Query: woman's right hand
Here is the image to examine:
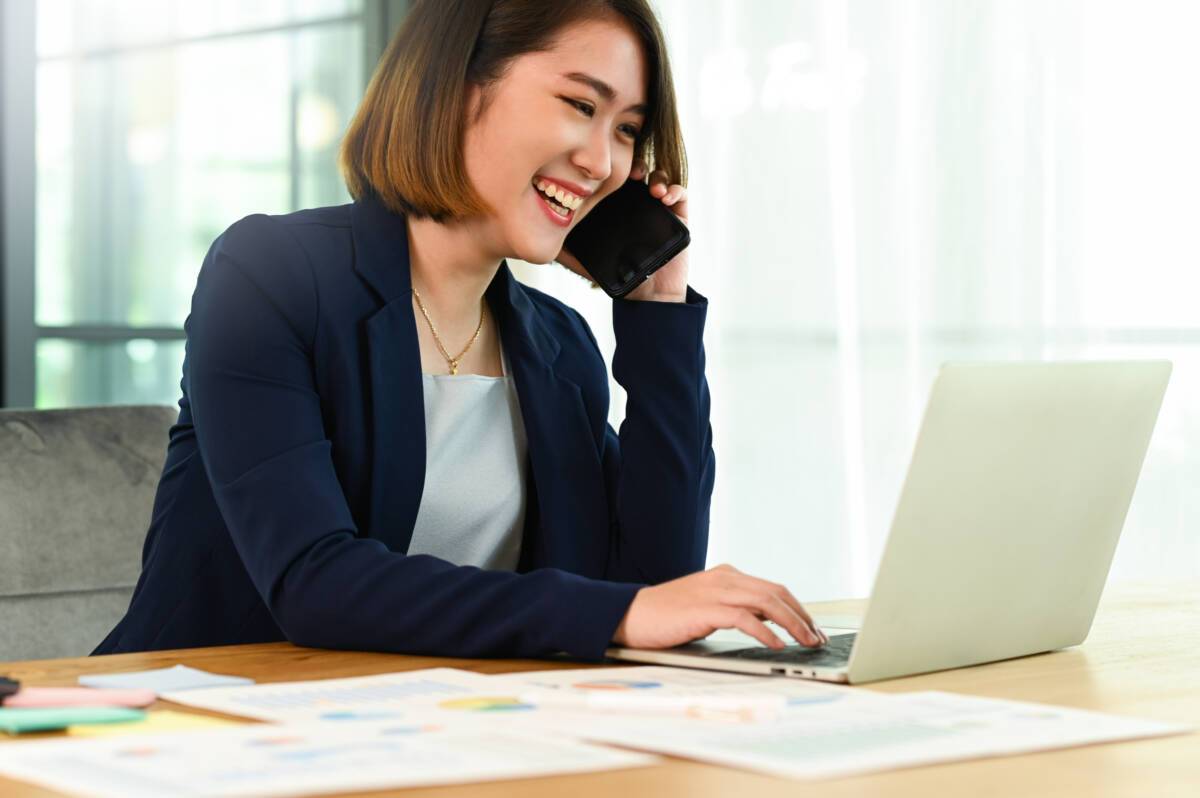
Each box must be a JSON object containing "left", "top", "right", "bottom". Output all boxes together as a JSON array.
[{"left": 611, "top": 564, "right": 828, "bottom": 650}]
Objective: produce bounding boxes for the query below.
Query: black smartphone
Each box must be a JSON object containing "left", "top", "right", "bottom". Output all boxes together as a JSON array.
[{"left": 563, "top": 178, "right": 690, "bottom": 299}]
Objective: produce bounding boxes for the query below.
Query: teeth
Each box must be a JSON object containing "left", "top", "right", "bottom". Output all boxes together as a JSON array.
[{"left": 534, "top": 179, "right": 582, "bottom": 210}]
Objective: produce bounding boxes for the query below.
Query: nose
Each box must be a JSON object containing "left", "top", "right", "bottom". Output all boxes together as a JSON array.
[{"left": 570, "top": 125, "right": 613, "bottom": 185}]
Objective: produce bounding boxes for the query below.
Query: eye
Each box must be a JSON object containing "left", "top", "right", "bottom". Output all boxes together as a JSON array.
[
  {"left": 562, "top": 97, "right": 595, "bottom": 117},
  {"left": 561, "top": 97, "right": 641, "bottom": 141}
]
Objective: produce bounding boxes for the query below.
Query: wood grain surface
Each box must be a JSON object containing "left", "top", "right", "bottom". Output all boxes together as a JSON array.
[{"left": 1, "top": 582, "right": 1196, "bottom": 797}]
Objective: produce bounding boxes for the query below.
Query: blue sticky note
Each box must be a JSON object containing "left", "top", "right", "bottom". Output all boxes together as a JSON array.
[{"left": 79, "top": 665, "right": 254, "bottom": 694}]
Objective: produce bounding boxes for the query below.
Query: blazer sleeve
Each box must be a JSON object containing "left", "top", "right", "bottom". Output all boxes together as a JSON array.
[
  {"left": 579, "top": 289, "right": 716, "bottom": 584},
  {"left": 185, "top": 214, "right": 640, "bottom": 660}
]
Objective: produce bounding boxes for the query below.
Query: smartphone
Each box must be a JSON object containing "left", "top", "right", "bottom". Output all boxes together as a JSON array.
[{"left": 563, "top": 178, "right": 691, "bottom": 299}]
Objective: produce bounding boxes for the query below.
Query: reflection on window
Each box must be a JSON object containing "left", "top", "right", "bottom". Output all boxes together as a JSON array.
[{"left": 34, "top": 0, "right": 364, "bottom": 407}]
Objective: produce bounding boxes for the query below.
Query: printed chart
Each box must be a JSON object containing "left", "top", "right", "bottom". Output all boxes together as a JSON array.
[
  {"left": 160, "top": 668, "right": 495, "bottom": 723},
  {"left": 0, "top": 720, "right": 656, "bottom": 798}
]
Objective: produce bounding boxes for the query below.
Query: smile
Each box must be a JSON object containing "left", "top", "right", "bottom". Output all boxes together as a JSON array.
[
  {"left": 533, "top": 178, "right": 584, "bottom": 210},
  {"left": 531, "top": 178, "right": 577, "bottom": 227}
]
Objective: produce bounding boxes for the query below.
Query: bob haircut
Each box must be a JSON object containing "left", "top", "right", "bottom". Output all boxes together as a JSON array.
[{"left": 338, "top": 0, "right": 687, "bottom": 222}]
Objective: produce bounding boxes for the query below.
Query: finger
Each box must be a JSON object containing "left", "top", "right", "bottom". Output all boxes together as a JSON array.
[
  {"left": 732, "top": 575, "right": 826, "bottom": 643},
  {"left": 648, "top": 170, "right": 670, "bottom": 194},
  {"left": 721, "top": 588, "right": 821, "bottom": 647},
  {"left": 661, "top": 185, "right": 687, "bottom": 205},
  {"left": 762, "top": 594, "right": 819, "bottom": 647},
  {"left": 721, "top": 609, "right": 785, "bottom": 649},
  {"left": 772, "top": 587, "right": 826, "bottom": 643}
]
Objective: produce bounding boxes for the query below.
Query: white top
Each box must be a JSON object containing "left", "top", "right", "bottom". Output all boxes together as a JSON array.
[{"left": 406, "top": 340, "right": 528, "bottom": 571}]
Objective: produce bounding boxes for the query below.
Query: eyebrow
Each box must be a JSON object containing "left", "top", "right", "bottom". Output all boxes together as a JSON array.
[{"left": 562, "top": 72, "right": 648, "bottom": 115}]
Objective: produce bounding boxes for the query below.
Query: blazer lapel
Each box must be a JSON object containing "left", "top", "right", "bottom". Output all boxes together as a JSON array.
[
  {"left": 350, "top": 193, "right": 607, "bottom": 574},
  {"left": 488, "top": 267, "right": 610, "bottom": 578},
  {"left": 351, "top": 194, "right": 426, "bottom": 552}
]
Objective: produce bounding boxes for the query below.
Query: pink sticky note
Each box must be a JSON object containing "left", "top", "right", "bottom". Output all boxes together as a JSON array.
[{"left": 3, "top": 687, "right": 156, "bottom": 709}]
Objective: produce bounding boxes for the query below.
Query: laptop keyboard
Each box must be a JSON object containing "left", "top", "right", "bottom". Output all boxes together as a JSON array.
[{"left": 707, "top": 633, "right": 856, "bottom": 668}]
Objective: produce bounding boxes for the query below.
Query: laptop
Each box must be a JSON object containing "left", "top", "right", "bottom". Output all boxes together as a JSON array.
[{"left": 606, "top": 361, "right": 1172, "bottom": 684}]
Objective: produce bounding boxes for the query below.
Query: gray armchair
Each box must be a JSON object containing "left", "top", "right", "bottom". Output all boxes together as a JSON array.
[{"left": 0, "top": 405, "right": 175, "bottom": 661}]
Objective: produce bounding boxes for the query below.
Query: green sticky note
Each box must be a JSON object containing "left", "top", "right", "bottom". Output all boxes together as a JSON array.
[{"left": 0, "top": 707, "right": 145, "bottom": 734}]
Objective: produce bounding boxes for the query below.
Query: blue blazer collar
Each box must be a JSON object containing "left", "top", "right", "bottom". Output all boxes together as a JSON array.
[
  {"left": 350, "top": 192, "right": 598, "bottom": 570},
  {"left": 349, "top": 191, "right": 561, "bottom": 367}
]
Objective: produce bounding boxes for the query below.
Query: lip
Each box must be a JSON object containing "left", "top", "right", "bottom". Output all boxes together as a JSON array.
[
  {"left": 533, "top": 174, "right": 595, "bottom": 198},
  {"left": 532, "top": 187, "right": 573, "bottom": 227}
]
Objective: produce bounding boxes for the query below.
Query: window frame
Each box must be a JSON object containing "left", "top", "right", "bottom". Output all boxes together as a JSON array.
[{"left": 1, "top": 0, "right": 37, "bottom": 408}]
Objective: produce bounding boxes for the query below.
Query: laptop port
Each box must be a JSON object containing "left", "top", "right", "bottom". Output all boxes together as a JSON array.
[{"left": 770, "top": 667, "right": 786, "bottom": 674}]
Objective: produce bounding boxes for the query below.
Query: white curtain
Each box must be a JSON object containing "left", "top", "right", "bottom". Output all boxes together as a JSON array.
[{"left": 510, "top": 0, "right": 1200, "bottom": 599}]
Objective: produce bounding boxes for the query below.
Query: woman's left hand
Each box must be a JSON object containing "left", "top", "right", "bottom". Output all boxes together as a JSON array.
[{"left": 556, "top": 161, "right": 689, "bottom": 303}]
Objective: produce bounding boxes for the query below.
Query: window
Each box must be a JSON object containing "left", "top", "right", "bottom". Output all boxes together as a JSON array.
[
  {"left": 11, "top": 0, "right": 375, "bottom": 407},
  {"left": 518, "top": 0, "right": 1200, "bottom": 596}
]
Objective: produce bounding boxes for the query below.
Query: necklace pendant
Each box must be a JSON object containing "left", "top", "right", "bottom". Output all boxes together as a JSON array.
[{"left": 449, "top": 360, "right": 459, "bottom": 375}]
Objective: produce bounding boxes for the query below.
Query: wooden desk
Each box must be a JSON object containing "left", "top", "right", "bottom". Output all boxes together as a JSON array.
[{"left": 2, "top": 583, "right": 1196, "bottom": 797}]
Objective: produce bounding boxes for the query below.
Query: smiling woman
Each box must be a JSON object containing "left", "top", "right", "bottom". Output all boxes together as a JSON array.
[{"left": 93, "top": 0, "right": 826, "bottom": 662}]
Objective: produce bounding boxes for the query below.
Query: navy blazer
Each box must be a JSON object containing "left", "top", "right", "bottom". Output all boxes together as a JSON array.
[{"left": 94, "top": 191, "right": 715, "bottom": 661}]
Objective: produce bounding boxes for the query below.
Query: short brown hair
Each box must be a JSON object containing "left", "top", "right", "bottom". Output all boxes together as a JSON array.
[{"left": 338, "top": 0, "right": 687, "bottom": 222}]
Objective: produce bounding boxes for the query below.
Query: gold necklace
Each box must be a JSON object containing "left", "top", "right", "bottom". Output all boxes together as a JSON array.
[{"left": 411, "top": 288, "right": 486, "bottom": 375}]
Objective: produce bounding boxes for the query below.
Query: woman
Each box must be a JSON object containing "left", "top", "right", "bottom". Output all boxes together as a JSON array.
[{"left": 95, "top": 0, "right": 826, "bottom": 659}]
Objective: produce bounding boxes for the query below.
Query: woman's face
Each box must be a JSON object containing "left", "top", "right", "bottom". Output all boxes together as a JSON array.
[{"left": 461, "top": 17, "right": 648, "bottom": 265}]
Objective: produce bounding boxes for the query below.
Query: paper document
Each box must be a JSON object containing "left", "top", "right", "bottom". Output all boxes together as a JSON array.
[
  {"left": 160, "top": 667, "right": 495, "bottom": 722},
  {"left": 80, "top": 664, "right": 254, "bottom": 694},
  {"left": 490, "top": 665, "right": 846, "bottom": 721},
  {"left": 489, "top": 664, "right": 843, "bottom": 698},
  {"left": 160, "top": 665, "right": 832, "bottom": 731},
  {"left": 569, "top": 688, "right": 1190, "bottom": 780},
  {"left": 153, "top": 665, "right": 1190, "bottom": 782},
  {"left": 0, "top": 719, "right": 656, "bottom": 798}
]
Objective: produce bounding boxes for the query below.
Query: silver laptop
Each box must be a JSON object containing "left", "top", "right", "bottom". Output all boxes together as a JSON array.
[{"left": 606, "top": 361, "right": 1171, "bottom": 684}]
